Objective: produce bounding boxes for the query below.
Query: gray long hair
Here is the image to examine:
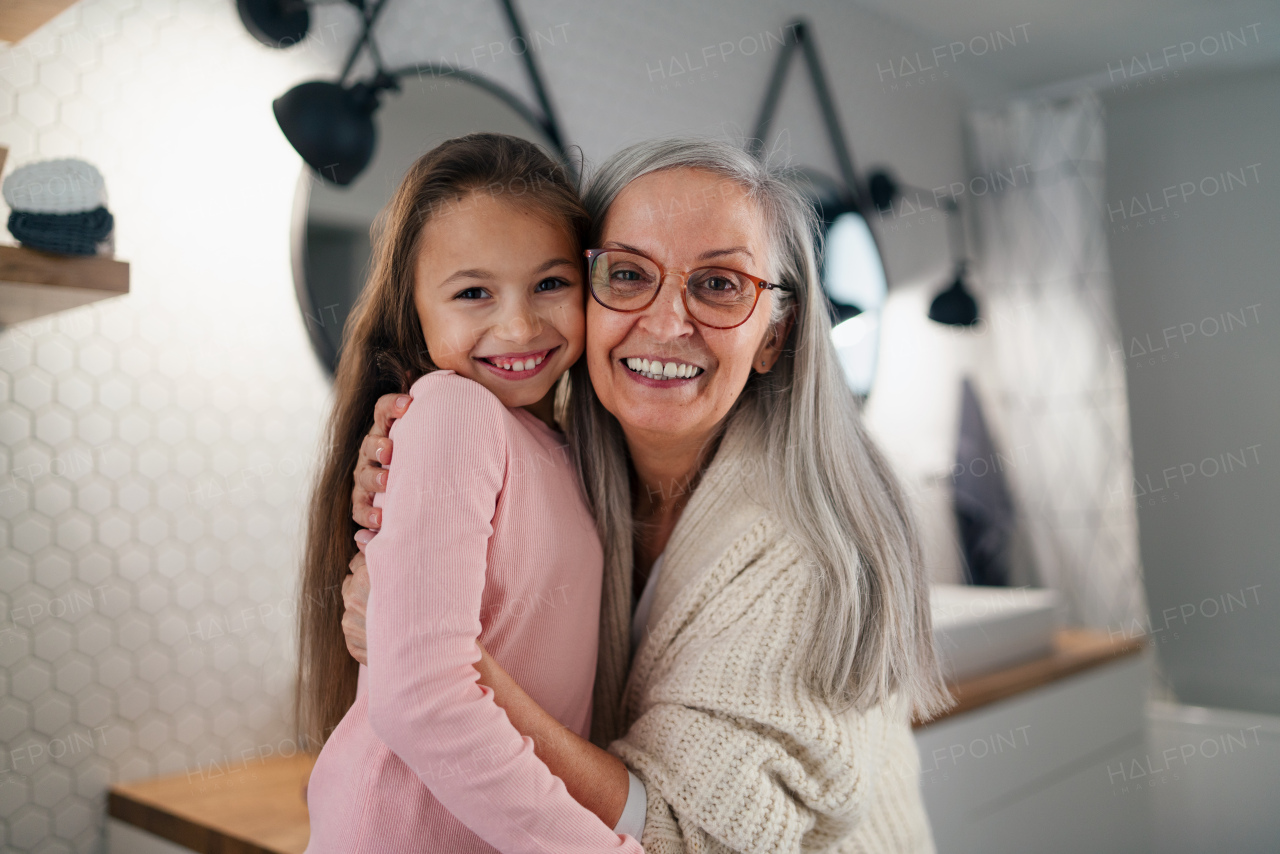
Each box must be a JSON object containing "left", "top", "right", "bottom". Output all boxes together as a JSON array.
[{"left": 568, "top": 138, "right": 952, "bottom": 742}]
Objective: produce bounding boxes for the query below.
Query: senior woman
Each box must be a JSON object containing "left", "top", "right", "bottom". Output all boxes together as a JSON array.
[{"left": 341, "top": 138, "right": 952, "bottom": 852}]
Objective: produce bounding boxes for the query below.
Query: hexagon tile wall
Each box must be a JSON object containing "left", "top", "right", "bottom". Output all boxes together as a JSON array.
[{"left": 0, "top": 1, "right": 338, "bottom": 850}]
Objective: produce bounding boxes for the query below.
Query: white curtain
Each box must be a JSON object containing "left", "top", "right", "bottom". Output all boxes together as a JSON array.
[{"left": 966, "top": 92, "right": 1148, "bottom": 631}]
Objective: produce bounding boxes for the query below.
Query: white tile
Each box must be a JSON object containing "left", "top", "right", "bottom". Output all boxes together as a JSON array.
[
  {"left": 0, "top": 697, "right": 31, "bottom": 742},
  {"left": 73, "top": 616, "right": 112, "bottom": 657},
  {"left": 0, "top": 409, "right": 33, "bottom": 445},
  {"left": 34, "top": 339, "right": 75, "bottom": 375},
  {"left": 33, "top": 480, "right": 73, "bottom": 518},
  {"left": 30, "top": 692, "right": 73, "bottom": 737},
  {"left": 11, "top": 660, "right": 53, "bottom": 701},
  {"left": 71, "top": 681, "right": 112, "bottom": 727},
  {"left": 32, "top": 622, "right": 73, "bottom": 663},
  {"left": 54, "top": 513, "right": 93, "bottom": 552},
  {"left": 13, "top": 370, "right": 55, "bottom": 410},
  {"left": 16, "top": 87, "right": 58, "bottom": 127},
  {"left": 53, "top": 656, "right": 93, "bottom": 696},
  {"left": 33, "top": 409, "right": 75, "bottom": 447},
  {"left": 54, "top": 374, "right": 94, "bottom": 412},
  {"left": 0, "top": 775, "right": 30, "bottom": 819},
  {"left": 94, "top": 649, "right": 130, "bottom": 689},
  {"left": 33, "top": 550, "right": 73, "bottom": 588},
  {"left": 12, "top": 514, "right": 53, "bottom": 554},
  {"left": 51, "top": 796, "right": 94, "bottom": 842},
  {"left": 9, "top": 804, "right": 52, "bottom": 849},
  {"left": 74, "top": 341, "right": 113, "bottom": 377}
]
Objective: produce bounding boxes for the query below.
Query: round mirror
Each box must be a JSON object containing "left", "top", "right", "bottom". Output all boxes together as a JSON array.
[
  {"left": 823, "top": 209, "right": 888, "bottom": 396},
  {"left": 290, "top": 72, "right": 560, "bottom": 375},
  {"left": 789, "top": 168, "right": 891, "bottom": 397}
]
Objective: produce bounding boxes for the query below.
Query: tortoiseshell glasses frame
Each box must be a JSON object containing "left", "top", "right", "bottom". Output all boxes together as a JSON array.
[{"left": 584, "top": 247, "right": 792, "bottom": 330}]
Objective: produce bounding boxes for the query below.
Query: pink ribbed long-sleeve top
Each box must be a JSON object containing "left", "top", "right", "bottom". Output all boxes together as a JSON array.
[{"left": 305, "top": 370, "right": 642, "bottom": 854}]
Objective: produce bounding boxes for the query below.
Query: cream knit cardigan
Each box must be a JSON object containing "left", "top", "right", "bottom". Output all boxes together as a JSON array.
[{"left": 591, "top": 415, "right": 937, "bottom": 853}]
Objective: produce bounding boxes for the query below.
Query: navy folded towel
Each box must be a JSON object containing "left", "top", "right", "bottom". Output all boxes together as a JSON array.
[
  {"left": 7, "top": 206, "right": 114, "bottom": 256},
  {"left": 953, "top": 376, "right": 1016, "bottom": 586}
]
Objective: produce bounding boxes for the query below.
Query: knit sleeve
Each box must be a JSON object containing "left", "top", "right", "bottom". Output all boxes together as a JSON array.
[
  {"left": 607, "top": 526, "right": 924, "bottom": 853},
  {"left": 365, "top": 371, "right": 641, "bottom": 854}
]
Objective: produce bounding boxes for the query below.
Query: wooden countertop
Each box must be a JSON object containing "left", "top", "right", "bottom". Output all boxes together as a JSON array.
[
  {"left": 108, "top": 751, "right": 315, "bottom": 854},
  {"left": 108, "top": 628, "right": 1145, "bottom": 853},
  {"left": 913, "top": 627, "right": 1146, "bottom": 728}
]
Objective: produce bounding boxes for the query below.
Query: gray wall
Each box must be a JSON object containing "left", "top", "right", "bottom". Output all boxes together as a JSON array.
[{"left": 1103, "top": 64, "right": 1280, "bottom": 715}]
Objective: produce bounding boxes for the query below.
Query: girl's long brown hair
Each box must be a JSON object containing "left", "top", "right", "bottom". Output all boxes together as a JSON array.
[{"left": 295, "top": 133, "right": 589, "bottom": 750}]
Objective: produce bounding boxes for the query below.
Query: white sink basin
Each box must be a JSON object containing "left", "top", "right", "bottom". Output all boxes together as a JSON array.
[{"left": 930, "top": 584, "right": 1061, "bottom": 681}]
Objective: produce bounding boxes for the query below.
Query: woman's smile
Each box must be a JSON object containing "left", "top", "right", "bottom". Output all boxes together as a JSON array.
[{"left": 620, "top": 355, "right": 705, "bottom": 383}]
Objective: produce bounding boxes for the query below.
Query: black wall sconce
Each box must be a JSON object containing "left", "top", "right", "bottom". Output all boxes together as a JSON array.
[
  {"left": 867, "top": 169, "right": 979, "bottom": 327},
  {"left": 748, "top": 19, "right": 884, "bottom": 326},
  {"left": 749, "top": 18, "right": 978, "bottom": 328},
  {"left": 238, "top": 0, "right": 568, "bottom": 185},
  {"left": 237, "top": 0, "right": 311, "bottom": 48},
  {"left": 748, "top": 18, "right": 895, "bottom": 396}
]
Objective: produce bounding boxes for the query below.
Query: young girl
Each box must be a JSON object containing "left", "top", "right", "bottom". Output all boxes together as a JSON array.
[{"left": 296, "top": 134, "right": 643, "bottom": 853}]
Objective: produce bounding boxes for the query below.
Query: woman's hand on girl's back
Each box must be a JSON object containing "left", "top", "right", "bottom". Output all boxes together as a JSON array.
[
  {"left": 351, "top": 392, "right": 412, "bottom": 531},
  {"left": 344, "top": 391, "right": 410, "bottom": 668},
  {"left": 342, "top": 550, "right": 371, "bottom": 666}
]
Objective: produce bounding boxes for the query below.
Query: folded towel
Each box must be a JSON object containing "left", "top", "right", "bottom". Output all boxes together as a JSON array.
[
  {"left": 8, "top": 207, "right": 114, "bottom": 256},
  {"left": 953, "top": 376, "right": 1015, "bottom": 586},
  {"left": 3, "top": 159, "right": 108, "bottom": 214}
]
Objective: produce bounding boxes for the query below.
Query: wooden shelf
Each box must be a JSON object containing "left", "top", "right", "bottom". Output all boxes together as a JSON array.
[
  {"left": 108, "top": 752, "right": 316, "bottom": 854},
  {"left": 0, "top": 243, "right": 129, "bottom": 325},
  {"left": 914, "top": 627, "right": 1147, "bottom": 728},
  {"left": 0, "top": 0, "right": 81, "bottom": 43}
]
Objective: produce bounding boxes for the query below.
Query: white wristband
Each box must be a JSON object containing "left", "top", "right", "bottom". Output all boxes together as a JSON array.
[{"left": 612, "top": 769, "right": 647, "bottom": 840}]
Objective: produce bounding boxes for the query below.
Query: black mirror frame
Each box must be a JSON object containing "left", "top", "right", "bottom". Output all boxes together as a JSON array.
[{"left": 288, "top": 65, "right": 568, "bottom": 376}]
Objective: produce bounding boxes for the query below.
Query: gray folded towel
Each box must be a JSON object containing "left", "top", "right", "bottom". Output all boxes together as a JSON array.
[{"left": 3, "top": 158, "right": 108, "bottom": 214}]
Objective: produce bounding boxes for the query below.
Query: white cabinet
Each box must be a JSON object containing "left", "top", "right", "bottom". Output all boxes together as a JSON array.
[
  {"left": 107, "top": 818, "right": 193, "bottom": 854},
  {"left": 914, "top": 651, "right": 1153, "bottom": 854}
]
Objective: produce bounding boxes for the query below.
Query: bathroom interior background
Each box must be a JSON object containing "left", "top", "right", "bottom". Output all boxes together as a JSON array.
[{"left": 0, "top": 0, "right": 1277, "bottom": 851}]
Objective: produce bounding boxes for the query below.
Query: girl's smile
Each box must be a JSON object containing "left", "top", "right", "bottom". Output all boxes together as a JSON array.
[{"left": 475, "top": 345, "right": 560, "bottom": 380}]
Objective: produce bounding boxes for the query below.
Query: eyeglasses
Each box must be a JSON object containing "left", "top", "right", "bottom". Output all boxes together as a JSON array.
[{"left": 585, "top": 248, "right": 791, "bottom": 330}]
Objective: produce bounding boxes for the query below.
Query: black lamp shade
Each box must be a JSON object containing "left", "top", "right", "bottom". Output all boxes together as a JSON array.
[
  {"left": 273, "top": 81, "right": 379, "bottom": 186},
  {"left": 829, "top": 299, "right": 863, "bottom": 324},
  {"left": 237, "top": 0, "right": 310, "bottom": 49},
  {"left": 928, "top": 272, "right": 980, "bottom": 326},
  {"left": 866, "top": 169, "right": 898, "bottom": 212}
]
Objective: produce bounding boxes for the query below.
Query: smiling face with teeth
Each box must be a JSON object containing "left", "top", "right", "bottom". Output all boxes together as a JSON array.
[
  {"left": 413, "top": 192, "right": 585, "bottom": 415},
  {"left": 587, "top": 167, "right": 790, "bottom": 449}
]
